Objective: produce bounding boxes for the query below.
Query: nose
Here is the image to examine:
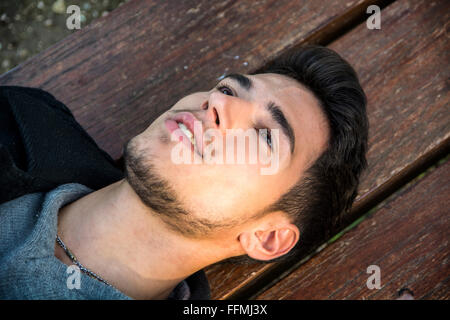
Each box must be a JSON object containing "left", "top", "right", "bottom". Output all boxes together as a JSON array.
[{"left": 203, "top": 91, "right": 255, "bottom": 131}]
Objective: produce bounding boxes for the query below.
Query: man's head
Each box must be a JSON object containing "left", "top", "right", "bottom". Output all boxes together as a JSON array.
[{"left": 124, "top": 46, "right": 368, "bottom": 263}]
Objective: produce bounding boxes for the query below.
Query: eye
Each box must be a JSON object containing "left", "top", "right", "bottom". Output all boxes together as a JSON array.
[
  {"left": 258, "top": 128, "right": 272, "bottom": 149},
  {"left": 216, "top": 85, "right": 234, "bottom": 96}
]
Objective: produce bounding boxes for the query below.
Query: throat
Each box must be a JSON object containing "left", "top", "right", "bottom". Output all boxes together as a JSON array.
[{"left": 53, "top": 179, "right": 203, "bottom": 300}]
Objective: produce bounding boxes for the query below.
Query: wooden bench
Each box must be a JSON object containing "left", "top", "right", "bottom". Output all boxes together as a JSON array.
[{"left": 1, "top": 0, "right": 448, "bottom": 299}]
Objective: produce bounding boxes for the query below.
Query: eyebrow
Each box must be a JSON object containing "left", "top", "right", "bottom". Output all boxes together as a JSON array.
[
  {"left": 222, "top": 73, "right": 295, "bottom": 154},
  {"left": 223, "top": 73, "right": 253, "bottom": 91},
  {"left": 267, "top": 102, "right": 295, "bottom": 154}
]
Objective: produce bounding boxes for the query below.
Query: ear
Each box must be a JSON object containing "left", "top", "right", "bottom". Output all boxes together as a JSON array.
[{"left": 238, "top": 222, "right": 300, "bottom": 261}]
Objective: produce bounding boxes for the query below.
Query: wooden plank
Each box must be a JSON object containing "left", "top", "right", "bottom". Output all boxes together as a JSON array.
[
  {"left": 205, "top": 0, "right": 450, "bottom": 299},
  {"left": 255, "top": 159, "right": 450, "bottom": 300},
  {"left": 0, "top": 0, "right": 379, "bottom": 160}
]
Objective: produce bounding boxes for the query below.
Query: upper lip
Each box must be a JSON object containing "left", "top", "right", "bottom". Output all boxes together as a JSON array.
[{"left": 170, "top": 111, "right": 204, "bottom": 156}]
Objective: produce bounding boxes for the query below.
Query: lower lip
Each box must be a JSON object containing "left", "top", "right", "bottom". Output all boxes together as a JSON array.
[
  {"left": 165, "top": 119, "right": 195, "bottom": 153},
  {"left": 165, "top": 119, "right": 180, "bottom": 134}
]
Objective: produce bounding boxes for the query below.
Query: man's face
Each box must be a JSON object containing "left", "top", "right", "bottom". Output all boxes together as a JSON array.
[{"left": 124, "top": 73, "right": 329, "bottom": 237}]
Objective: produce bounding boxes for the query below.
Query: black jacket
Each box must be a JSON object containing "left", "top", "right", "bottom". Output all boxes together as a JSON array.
[{"left": 0, "top": 86, "right": 210, "bottom": 299}]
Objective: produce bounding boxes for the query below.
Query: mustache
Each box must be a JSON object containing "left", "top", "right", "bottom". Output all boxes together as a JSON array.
[{"left": 170, "top": 108, "right": 203, "bottom": 118}]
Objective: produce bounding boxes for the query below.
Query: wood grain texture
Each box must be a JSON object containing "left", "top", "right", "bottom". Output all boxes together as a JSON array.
[
  {"left": 205, "top": 0, "right": 450, "bottom": 299},
  {"left": 256, "top": 159, "right": 450, "bottom": 300},
  {"left": 0, "top": 0, "right": 375, "bottom": 160}
]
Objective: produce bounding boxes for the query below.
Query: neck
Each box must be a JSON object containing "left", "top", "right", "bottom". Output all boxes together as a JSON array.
[{"left": 55, "top": 180, "right": 230, "bottom": 299}]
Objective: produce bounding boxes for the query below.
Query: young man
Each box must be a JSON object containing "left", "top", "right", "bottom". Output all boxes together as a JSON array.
[{"left": 0, "top": 46, "right": 368, "bottom": 299}]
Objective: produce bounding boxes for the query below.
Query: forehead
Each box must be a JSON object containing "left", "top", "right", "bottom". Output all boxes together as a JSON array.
[
  {"left": 250, "top": 72, "right": 301, "bottom": 92},
  {"left": 248, "top": 73, "right": 316, "bottom": 107},
  {"left": 248, "top": 72, "right": 330, "bottom": 168}
]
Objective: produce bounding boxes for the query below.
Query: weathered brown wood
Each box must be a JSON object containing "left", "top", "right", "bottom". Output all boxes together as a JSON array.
[
  {"left": 0, "top": 0, "right": 379, "bottom": 160},
  {"left": 255, "top": 159, "right": 450, "bottom": 300},
  {"left": 205, "top": 0, "right": 450, "bottom": 299}
]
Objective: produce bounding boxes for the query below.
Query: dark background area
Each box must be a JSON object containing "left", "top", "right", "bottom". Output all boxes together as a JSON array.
[{"left": 0, "top": 0, "right": 127, "bottom": 75}]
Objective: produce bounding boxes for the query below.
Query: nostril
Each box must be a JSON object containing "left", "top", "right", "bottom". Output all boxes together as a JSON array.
[
  {"left": 213, "top": 107, "right": 220, "bottom": 126},
  {"left": 202, "top": 101, "right": 209, "bottom": 110}
]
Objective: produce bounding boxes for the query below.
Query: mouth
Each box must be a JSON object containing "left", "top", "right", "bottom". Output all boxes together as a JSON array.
[{"left": 165, "top": 112, "right": 203, "bottom": 157}]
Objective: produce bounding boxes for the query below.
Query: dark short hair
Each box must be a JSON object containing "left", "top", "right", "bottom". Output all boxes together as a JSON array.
[{"left": 253, "top": 45, "right": 369, "bottom": 263}]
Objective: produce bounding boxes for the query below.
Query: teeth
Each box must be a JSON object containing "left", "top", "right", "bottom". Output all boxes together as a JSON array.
[{"left": 178, "top": 122, "right": 196, "bottom": 145}]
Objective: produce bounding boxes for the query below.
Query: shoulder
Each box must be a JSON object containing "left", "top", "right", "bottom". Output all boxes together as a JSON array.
[
  {"left": 0, "top": 86, "right": 73, "bottom": 116},
  {"left": 0, "top": 192, "right": 46, "bottom": 259}
]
